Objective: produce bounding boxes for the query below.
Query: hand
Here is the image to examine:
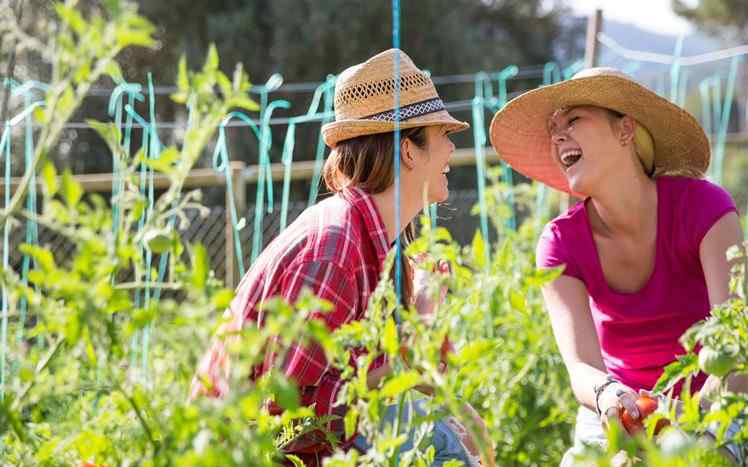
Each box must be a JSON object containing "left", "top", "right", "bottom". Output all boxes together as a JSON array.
[
  {"left": 412, "top": 255, "right": 450, "bottom": 321},
  {"left": 599, "top": 384, "right": 640, "bottom": 432}
]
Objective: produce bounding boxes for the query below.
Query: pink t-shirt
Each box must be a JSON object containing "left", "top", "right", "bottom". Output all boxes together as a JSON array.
[{"left": 537, "top": 176, "right": 738, "bottom": 393}]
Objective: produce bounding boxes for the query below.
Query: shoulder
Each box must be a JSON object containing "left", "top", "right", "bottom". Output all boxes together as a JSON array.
[
  {"left": 293, "top": 194, "right": 365, "bottom": 268},
  {"left": 536, "top": 201, "right": 587, "bottom": 276},
  {"left": 658, "top": 176, "right": 737, "bottom": 251},
  {"left": 658, "top": 176, "right": 735, "bottom": 207},
  {"left": 542, "top": 200, "right": 587, "bottom": 240}
]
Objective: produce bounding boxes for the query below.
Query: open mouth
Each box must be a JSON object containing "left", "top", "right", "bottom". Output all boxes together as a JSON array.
[
  {"left": 441, "top": 165, "right": 450, "bottom": 175},
  {"left": 559, "top": 149, "right": 582, "bottom": 170}
]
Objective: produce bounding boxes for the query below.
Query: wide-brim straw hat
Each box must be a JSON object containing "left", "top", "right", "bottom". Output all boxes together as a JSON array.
[
  {"left": 322, "top": 49, "right": 469, "bottom": 147},
  {"left": 489, "top": 67, "right": 710, "bottom": 194}
]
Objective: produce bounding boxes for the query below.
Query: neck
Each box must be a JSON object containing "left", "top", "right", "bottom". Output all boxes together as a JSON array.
[
  {"left": 370, "top": 184, "right": 423, "bottom": 245},
  {"left": 588, "top": 169, "right": 657, "bottom": 237}
]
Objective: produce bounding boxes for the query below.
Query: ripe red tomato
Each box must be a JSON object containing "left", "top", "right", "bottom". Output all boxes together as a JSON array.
[{"left": 619, "top": 395, "right": 670, "bottom": 435}]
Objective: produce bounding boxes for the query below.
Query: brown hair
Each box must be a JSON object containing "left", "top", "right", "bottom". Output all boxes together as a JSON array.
[{"left": 323, "top": 126, "right": 428, "bottom": 308}]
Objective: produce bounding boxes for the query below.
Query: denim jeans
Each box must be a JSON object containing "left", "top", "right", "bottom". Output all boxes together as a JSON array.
[{"left": 352, "top": 398, "right": 478, "bottom": 466}]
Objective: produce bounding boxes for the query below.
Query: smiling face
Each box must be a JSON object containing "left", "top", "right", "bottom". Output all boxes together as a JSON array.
[
  {"left": 408, "top": 125, "right": 455, "bottom": 204},
  {"left": 548, "top": 105, "right": 630, "bottom": 196}
]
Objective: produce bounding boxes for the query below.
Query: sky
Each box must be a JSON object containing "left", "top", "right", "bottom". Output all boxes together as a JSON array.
[{"left": 565, "top": 0, "right": 695, "bottom": 35}]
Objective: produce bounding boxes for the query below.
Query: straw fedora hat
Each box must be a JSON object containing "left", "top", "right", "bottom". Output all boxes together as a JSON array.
[
  {"left": 322, "top": 49, "right": 469, "bottom": 147},
  {"left": 489, "top": 67, "right": 710, "bottom": 194}
]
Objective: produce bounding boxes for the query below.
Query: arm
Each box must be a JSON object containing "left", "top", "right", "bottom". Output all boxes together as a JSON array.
[
  {"left": 699, "top": 212, "right": 748, "bottom": 395},
  {"left": 276, "top": 260, "right": 358, "bottom": 389},
  {"left": 541, "top": 275, "right": 640, "bottom": 423}
]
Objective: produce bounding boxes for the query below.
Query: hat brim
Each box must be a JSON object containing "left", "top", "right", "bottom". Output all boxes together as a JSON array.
[
  {"left": 489, "top": 75, "right": 710, "bottom": 195},
  {"left": 323, "top": 109, "right": 469, "bottom": 147}
]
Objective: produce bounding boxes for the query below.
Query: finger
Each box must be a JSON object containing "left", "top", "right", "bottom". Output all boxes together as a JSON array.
[{"left": 619, "top": 393, "right": 639, "bottom": 419}]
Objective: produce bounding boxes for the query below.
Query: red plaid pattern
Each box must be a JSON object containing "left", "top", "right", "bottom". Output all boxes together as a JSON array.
[{"left": 191, "top": 187, "right": 389, "bottom": 444}]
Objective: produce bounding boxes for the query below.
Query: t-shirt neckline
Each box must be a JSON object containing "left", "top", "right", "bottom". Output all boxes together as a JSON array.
[{"left": 581, "top": 177, "right": 662, "bottom": 296}]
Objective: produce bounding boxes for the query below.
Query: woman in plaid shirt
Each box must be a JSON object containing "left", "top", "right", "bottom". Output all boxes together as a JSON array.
[{"left": 192, "top": 49, "right": 490, "bottom": 466}]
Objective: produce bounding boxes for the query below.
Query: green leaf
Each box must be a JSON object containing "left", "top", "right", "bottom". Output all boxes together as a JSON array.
[
  {"left": 471, "top": 230, "right": 486, "bottom": 269},
  {"left": 55, "top": 4, "right": 87, "bottom": 36},
  {"left": 34, "top": 436, "right": 61, "bottom": 462},
  {"left": 144, "top": 146, "right": 180, "bottom": 173},
  {"left": 210, "top": 288, "right": 235, "bottom": 310},
  {"left": 19, "top": 244, "right": 56, "bottom": 272},
  {"left": 115, "top": 25, "right": 156, "bottom": 48},
  {"left": 228, "top": 94, "right": 260, "bottom": 112},
  {"left": 652, "top": 353, "right": 699, "bottom": 393},
  {"left": 271, "top": 377, "right": 300, "bottom": 411},
  {"left": 455, "top": 340, "right": 494, "bottom": 366},
  {"left": 33, "top": 106, "right": 48, "bottom": 124},
  {"left": 105, "top": 61, "right": 124, "bottom": 83},
  {"left": 176, "top": 55, "right": 189, "bottom": 92},
  {"left": 61, "top": 169, "right": 83, "bottom": 208},
  {"left": 204, "top": 44, "right": 219, "bottom": 73},
  {"left": 380, "top": 371, "right": 420, "bottom": 398},
  {"left": 344, "top": 406, "right": 358, "bottom": 439},
  {"left": 216, "top": 71, "right": 232, "bottom": 97},
  {"left": 41, "top": 162, "right": 59, "bottom": 197},
  {"left": 73, "top": 62, "right": 91, "bottom": 84},
  {"left": 57, "top": 85, "right": 76, "bottom": 118},
  {"left": 509, "top": 290, "right": 526, "bottom": 313},
  {"left": 170, "top": 91, "right": 188, "bottom": 105},
  {"left": 143, "top": 227, "right": 174, "bottom": 253},
  {"left": 383, "top": 317, "right": 398, "bottom": 358},
  {"left": 87, "top": 120, "right": 122, "bottom": 147},
  {"left": 191, "top": 244, "right": 209, "bottom": 289},
  {"left": 286, "top": 455, "right": 305, "bottom": 467},
  {"left": 525, "top": 266, "right": 563, "bottom": 287}
]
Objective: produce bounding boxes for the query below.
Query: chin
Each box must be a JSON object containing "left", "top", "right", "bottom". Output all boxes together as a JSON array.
[
  {"left": 566, "top": 176, "right": 590, "bottom": 197},
  {"left": 429, "top": 189, "right": 449, "bottom": 205}
]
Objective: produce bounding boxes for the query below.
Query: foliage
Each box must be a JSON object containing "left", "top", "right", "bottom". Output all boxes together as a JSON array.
[
  {"left": 0, "top": 2, "right": 746, "bottom": 467},
  {"left": 673, "top": 0, "right": 748, "bottom": 42}
]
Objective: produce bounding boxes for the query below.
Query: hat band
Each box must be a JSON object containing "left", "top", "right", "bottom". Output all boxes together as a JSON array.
[{"left": 364, "top": 97, "right": 445, "bottom": 122}]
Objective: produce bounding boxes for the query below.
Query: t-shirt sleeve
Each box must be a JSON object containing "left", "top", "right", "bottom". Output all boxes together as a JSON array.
[
  {"left": 536, "top": 223, "right": 583, "bottom": 281},
  {"left": 683, "top": 179, "right": 738, "bottom": 254}
]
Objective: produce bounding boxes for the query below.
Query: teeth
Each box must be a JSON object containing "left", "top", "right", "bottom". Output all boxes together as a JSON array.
[
  {"left": 560, "top": 149, "right": 582, "bottom": 167},
  {"left": 442, "top": 166, "right": 450, "bottom": 174}
]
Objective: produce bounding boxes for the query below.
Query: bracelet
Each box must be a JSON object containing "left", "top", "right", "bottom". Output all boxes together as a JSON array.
[{"left": 593, "top": 375, "right": 620, "bottom": 416}]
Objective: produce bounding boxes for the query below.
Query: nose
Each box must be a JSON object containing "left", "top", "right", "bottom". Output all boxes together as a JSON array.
[{"left": 550, "top": 128, "right": 567, "bottom": 145}]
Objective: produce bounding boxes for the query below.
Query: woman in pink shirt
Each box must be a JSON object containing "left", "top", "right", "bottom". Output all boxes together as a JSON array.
[{"left": 490, "top": 67, "right": 746, "bottom": 464}]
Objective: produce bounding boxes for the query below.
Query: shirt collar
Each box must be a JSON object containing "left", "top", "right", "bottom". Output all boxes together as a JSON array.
[{"left": 339, "top": 186, "right": 389, "bottom": 265}]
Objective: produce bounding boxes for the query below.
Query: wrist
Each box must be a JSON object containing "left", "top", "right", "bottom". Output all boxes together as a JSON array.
[{"left": 594, "top": 376, "right": 624, "bottom": 416}]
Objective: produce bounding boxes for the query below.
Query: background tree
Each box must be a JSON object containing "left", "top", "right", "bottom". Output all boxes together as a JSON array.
[
  {"left": 3, "top": 0, "right": 584, "bottom": 176},
  {"left": 672, "top": 0, "right": 748, "bottom": 42}
]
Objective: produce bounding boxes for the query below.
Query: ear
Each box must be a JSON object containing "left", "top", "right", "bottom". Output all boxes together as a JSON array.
[
  {"left": 400, "top": 137, "right": 418, "bottom": 170},
  {"left": 618, "top": 115, "right": 636, "bottom": 145}
]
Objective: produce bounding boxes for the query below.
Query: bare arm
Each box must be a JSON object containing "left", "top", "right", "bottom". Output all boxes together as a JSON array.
[
  {"left": 699, "top": 212, "right": 748, "bottom": 395},
  {"left": 542, "top": 275, "right": 628, "bottom": 411}
]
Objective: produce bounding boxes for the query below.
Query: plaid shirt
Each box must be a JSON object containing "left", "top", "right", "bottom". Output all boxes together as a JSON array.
[{"left": 191, "top": 187, "right": 389, "bottom": 446}]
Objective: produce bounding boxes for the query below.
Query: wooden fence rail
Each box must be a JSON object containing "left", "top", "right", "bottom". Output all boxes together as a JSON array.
[{"left": 1, "top": 147, "right": 500, "bottom": 286}]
